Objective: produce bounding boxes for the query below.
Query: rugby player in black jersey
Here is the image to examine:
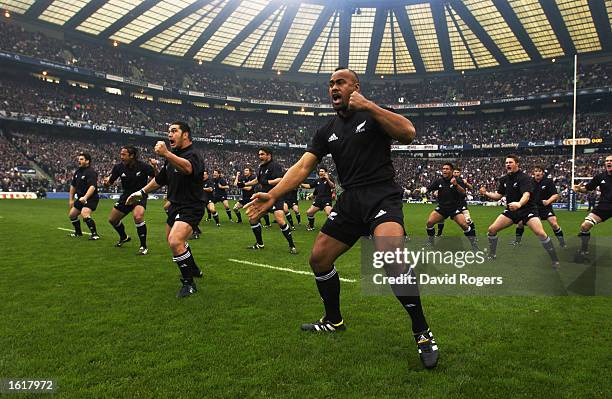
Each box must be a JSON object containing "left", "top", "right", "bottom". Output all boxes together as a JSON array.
[
  {"left": 233, "top": 167, "right": 256, "bottom": 224},
  {"left": 243, "top": 148, "right": 297, "bottom": 254},
  {"left": 425, "top": 163, "right": 478, "bottom": 250},
  {"left": 283, "top": 188, "right": 301, "bottom": 228},
  {"left": 212, "top": 169, "right": 233, "bottom": 222},
  {"left": 436, "top": 169, "right": 475, "bottom": 237},
  {"left": 573, "top": 155, "right": 612, "bottom": 259},
  {"left": 103, "top": 146, "right": 156, "bottom": 254},
  {"left": 246, "top": 68, "right": 438, "bottom": 369},
  {"left": 68, "top": 153, "right": 100, "bottom": 240},
  {"left": 301, "top": 167, "right": 335, "bottom": 231},
  {"left": 126, "top": 122, "right": 206, "bottom": 298},
  {"left": 479, "top": 155, "right": 560, "bottom": 268},
  {"left": 512, "top": 166, "right": 565, "bottom": 247}
]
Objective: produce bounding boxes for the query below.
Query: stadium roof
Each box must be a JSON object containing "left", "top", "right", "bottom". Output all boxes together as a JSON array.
[{"left": 2, "top": 0, "right": 610, "bottom": 75}]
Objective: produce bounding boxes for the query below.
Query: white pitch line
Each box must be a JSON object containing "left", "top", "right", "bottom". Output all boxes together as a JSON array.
[
  {"left": 57, "top": 227, "right": 91, "bottom": 235},
  {"left": 227, "top": 259, "right": 356, "bottom": 283}
]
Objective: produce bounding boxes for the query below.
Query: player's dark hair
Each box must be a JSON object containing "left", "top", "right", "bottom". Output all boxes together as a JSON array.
[
  {"left": 319, "top": 166, "right": 328, "bottom": 172},
  {"left": 334, "top": 66, "right": 360, "bottom": 83},
  {"left": 121, "top": 145, "right": 138, "bottom": 159},
  {"left": 171, "top": 121, "right": 191, "bottom": 139},
  {"left": 245, "top": 166, "right": 253, "bottom": 172},
  {"left": 79, "top": 152, "right": 91, "bottom": 164},
  {"left": 443, "top": 162, "right": 454, "bottom": 170},
  {"left": 258, "top": 147, "right": 273, "bottom": 157},
  {"left": 506, "top": 154, "right": 520, "bottom": 164},
  {"left": 213, "top": 169, "right": 221, "bottom": 174},
  {"left": 533, "top": 165, "right": 544, "bottom": 172}
]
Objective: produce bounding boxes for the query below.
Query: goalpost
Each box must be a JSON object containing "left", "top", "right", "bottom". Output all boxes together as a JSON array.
[{"left": 569, "top": 54, "right": 578, "bottom": 211}]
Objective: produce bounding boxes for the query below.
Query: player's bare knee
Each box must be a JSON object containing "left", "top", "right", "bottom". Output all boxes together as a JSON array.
[
  {"left": 487, "top": 226, "right": 497, "bottom": 236},
  {"left": 309, "top": 250, "right": 331, "bottom": 273}
]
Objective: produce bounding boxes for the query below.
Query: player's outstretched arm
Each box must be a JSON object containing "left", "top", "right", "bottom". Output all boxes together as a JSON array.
[
  {"left": 246, "top": 152, "right": 318, "bottom": 220},
  {"left": 348, "top": 91, "right": 415, "bottom": 144}
]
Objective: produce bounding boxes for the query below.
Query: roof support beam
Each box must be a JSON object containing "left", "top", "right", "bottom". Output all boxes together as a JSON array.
[
  {"left": 365, "top": 8, "right": 387, "bottom": 75},
  {"left": 212, "top": 2, "right": 279, "bottom": 63},
  {"left": 431, "top": 1, "right": 453, "bottom": 71},
  {"left": 184, "top": 0, "right": 241, "bottom": 59},
  {"left": 538, "top": 0, "right": 576, "bottom": 56},
  {"left": 263, "top": 2, "right": 299, "bottom": 70},
  {"left": 289, "top": 7, "right": 334, "bottom": 72},
  {"left": 492, "top": 0, "right": 540, "bottom": 61},
  {"left": 446, "top": 3, "right": 477, "bottom": 68},
  {"left": 339, "top": 8, "right": 351, "bottom": 68},
  {"left": 23, "top": 0, "right": 54, "bottom": 19},
  {"left": 99, "top": 0, "right": 161, "bottom": 39},
  {"left": 130, "top": 0, "right": 215, "bottom": 48},
  {"left": 589, "top": 0, "right": 611, "bottom": 52},
  {"left": 450, "top": 0, "right": 508, "bottom": 65},
  {"left": 63, "top": 0, "right": 106, "bottom": 30},
  {"left": 394, "top": 6, "right": 425, "bottom": 73}
]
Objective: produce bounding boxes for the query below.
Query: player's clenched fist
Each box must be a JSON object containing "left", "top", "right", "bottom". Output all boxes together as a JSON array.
[
  {"left": 126, "top": 189, "right": 144, "bottom": 205},
  {"left": 479, "top": 186, "right": 487, "bottom": 196},
  {"left": 154, "top": 141, "right": 169, "bottom": 157},
  {"left": 347, "top": 91, "right": 371, "bottom": 112}
]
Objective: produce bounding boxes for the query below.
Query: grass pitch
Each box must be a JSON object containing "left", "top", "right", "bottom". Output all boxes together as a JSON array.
[{"left": 0, "top": 200, "right": 610, "bottom": 398}]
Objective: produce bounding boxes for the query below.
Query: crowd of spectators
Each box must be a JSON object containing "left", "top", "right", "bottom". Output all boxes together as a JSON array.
[
  {"left": 1, "top": 77, "right": 610, "bottom": 146},
  {"left": 1, "top": 20, "right": 610, "bottom": 104},
  {"left": 2, "top": 129, "right": 607, "bottom": 209}
]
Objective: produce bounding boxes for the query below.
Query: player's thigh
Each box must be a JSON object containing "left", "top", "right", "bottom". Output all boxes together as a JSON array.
[
  {"left": 81, "top": 207, "right": 92, "bottom": 218},
  {"left": 273, "top": 209, "right": 286, "bottom": 224},
  {"left": 581, "top": 212, "right": 602, "bottom": 231},
  {"left": 223, "top": 200, "right": 230, "bottom": 209},
  {"left": 132, "top": 205, "right": 145, "bottom": 222},
  {"left": 68, "top": 207, "right": 80, "bottom": 219},
  {"left": 526, "top": 217, "right": 548, "bottom": 238},
  {"left": 373, "top": 221, "right": 407, "bottom": 277},
  {"left": 109, "top": 207, "right": 126, "bottom": 224},
  {"left": 208, "top": 202, "right": 216, "bottom": 212},
  {"left": 324, "top": 205, "right": 333, "bottom": 215},
  {"left": 292, "top": 204, "right": 300, "bottom": 213},
  {"left": 488, "top": 214, "right": 513, "bottom": 234},
  {"left": 309, "top": 231, "right": 351, "bottom": 272},
  {"left": 427, "top": 210, "right": 444, "bottom": 226},
  {"left": 307, "top": 205, "right": 320, "bottom": 215},
  {"left": 168, "top": 221, "right": 193, "bottom": 246},
  {"left": 452, "top": 212, "right": 468, "bottom": 229}
]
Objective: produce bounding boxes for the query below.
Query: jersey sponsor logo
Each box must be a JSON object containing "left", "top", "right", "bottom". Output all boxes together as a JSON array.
[
  {"left": 328, "top": 211, "right": 337, "bottom": 220},
  {"left": 328, "top": 133, "right": 338, "bottom": 142},
  {"left": 136, "top": 171, "right": 141, "bottom": 176},
  {"left": 355, "top": 120, "right": 366, "bottom": 133},
  {"left": 375, "top": 209, "right": 387, "bottom": 218},
  {"left": 542, "top": 185, "right": 546, "bottom": 189},
  {"left": 513, "top": 182, "right": 518, "bottom": 187},
  {"left": 81, "top": 175, "right": 85, "bottom": 179}
]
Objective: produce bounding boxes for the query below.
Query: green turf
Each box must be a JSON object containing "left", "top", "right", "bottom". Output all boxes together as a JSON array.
[{"left": 0, "top": 200, "right": 610, "bottom": 398}]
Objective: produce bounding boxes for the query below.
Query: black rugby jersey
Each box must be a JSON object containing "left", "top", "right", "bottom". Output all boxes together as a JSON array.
[
  {"left": 202, "top": 176, "right": 213, "bottom": 201},
  {"left": 314, "top": 178, "right": 333, "bottom": 200},
  {"left": 240, "top": 174, "right": 256, "bottom": 200},
  {"left": 71, "top": 166, "right": 99, "bottom": 199},
  {"left": 109, "top": 161, "right": 155, "bottom": 196},
  {"left": 428, "top": 176, "right": 465, "bottom": 208},
  {"left": 213, "top": 177, "right": 228, "bottom": 196},
  {"left": 497, "top": 171, "right": 535, "bottom": 209},
  {"left": 155, "top": 144, "right": 205, "bottom": 206},
  {"left": 257, "top": 160, "right": 282, "bottom": 193},
  {"left": 586, "top": 172, "right": 612, "bottom": 209},
  {"left": 532, "top": 177, "right": 557, "bottom": 209},
  {"left": 307, "top": 110, "right": 395, "bottom": 189}
]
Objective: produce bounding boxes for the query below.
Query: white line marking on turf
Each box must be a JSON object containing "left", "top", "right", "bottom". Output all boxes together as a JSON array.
[
  {"left": 57, "top": 227, "right": 91, "bottom": 235},
  {"left": 227, "top": 259, "right": 356, "bottom": 283}
]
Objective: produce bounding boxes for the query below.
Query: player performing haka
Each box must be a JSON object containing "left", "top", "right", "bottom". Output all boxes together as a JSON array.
[
  {"left": 573, "top": 155, "right": 612, "bottom": 260},
  {"left": 302, "top": 167, "right": 335, "bottom": 231},
  {"left": 103, "top": 146, "right": 157, "bottom": 254},
  {"left": 212, "top": 169, "right": 233, "bottom": 222},
  {"left": 283, "top": 188, "right": 301, "bottom": 228},
  {"left": 126, "top": 122, "right": 205, "bottom": 298},
  {"left": 233, "top": 167, "right": 256, "bottom": 224},
  {"left": 436, "top": 169, "right": 476, "bottom": 237},
  {"left": 425, "top": 163, "right": 478, "bottom": 250},
  {"left": 512, "top": 166, "right": 565, "bottom": 247},
  {"left": 67, "top": 153, "right": 100, "bottom": 240},
  {"left": 243, "top": 147, "right": 297, "bottom": 254},
  {"left": 246, "top": 68, "right": 438, "bottom": 369},
  {"left": 479, "top": 155, "right": 559, "bottom": 269}
]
